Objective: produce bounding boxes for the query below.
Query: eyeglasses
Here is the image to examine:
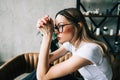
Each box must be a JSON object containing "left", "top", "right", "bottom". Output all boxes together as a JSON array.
[{"left": 54, "top": 24, "right": 71, "bottom": 33}]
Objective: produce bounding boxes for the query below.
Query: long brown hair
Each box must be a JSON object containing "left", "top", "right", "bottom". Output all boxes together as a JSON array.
[{"left": 55, "top": 8, "right": 107, "bottom": 56}]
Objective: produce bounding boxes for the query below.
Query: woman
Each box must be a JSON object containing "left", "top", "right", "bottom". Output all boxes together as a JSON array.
[{"left": 36, "top": 8, "right": 112, "bottom": 80}]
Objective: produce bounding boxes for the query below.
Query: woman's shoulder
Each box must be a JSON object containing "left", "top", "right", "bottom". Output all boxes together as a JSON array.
[
  {"left": 80, "top": 42, "right": 100, "bottom": 49},
  {"left": 62, "top": 42, "right": 73, "bottom": 51},
  {"left": 79, "top": 42, "right": 104, "bottom": 54}
]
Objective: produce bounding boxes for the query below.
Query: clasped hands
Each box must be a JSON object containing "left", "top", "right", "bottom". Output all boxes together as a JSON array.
[{"left": 36, "top": 15, "right": 54, "bottom": 36}]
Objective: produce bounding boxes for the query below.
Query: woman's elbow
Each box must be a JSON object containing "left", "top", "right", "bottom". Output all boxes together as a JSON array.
[
  {"left": 37, "top": 75, "right": 49, "bottom": 80},
  {"left": 36, "top": 75, "right": 42, "bottom": 80}
]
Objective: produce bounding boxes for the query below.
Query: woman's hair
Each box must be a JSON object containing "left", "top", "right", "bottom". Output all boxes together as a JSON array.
[{"left": 55, "top": 8, "right": 107, "bottom": 56}]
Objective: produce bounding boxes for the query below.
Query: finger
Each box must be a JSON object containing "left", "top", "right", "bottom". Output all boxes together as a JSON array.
[
  {"left": 44, "top": 15, "right": 49, "bottom": 21},
  {"left": 36, "top": 19, "right": 45, "bottom": 28},
  {"left": 40, "top": 15, "right": 50, "bottom": 25},
  {"left": 41, "top": 18, "right": 48, "bottom": 24},
  {"left": 44, "top": 15, "right": 53, "bottom": 24},
  {"left": 49, "top": 18, "right": 54, "bottom": 25},
  {"left": 36, "top": 21, "right": 43, "bottom": 28}
]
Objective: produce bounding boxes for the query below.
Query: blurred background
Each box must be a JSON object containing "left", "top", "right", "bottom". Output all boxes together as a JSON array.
[
  {"left": 0, "top": 0, "right": 120, "bottom": 62},
  {"left": 0, "top": 0, "right": 76, "bottom": 62}
]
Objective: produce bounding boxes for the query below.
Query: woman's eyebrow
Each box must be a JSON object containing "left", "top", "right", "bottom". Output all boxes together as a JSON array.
[
  {"left": 57, "top": 22, "right": 66, "bottom": 25},
  {"left": 55, "top": 22, "right": 63, "bottom": 26}
]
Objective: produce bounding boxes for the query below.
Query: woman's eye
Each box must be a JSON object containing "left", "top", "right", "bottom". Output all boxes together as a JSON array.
[{"left": 59, "top": 25, "right": 63, "bottom": 28}]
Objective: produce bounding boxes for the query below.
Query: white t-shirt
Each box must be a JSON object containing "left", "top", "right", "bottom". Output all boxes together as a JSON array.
[{"left": 62, "top": 42, "right": 112, "bottom": 80}]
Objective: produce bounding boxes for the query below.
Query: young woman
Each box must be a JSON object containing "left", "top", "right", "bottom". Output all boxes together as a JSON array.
[{"left": 36, "top": 8, "right": 112, "bottom": 80}]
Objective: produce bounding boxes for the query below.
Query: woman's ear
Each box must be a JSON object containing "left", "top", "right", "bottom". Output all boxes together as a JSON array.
[
  {"left": 77, "top": 22, "right": 83, "bottom": 34},
  {"left": 78, "top": 22, "right": 83, "bottom": 27}
]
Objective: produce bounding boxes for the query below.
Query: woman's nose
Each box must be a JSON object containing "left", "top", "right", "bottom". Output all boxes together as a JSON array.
[{"left": 54, "top": 29, "right": 59, "bottom": 35}]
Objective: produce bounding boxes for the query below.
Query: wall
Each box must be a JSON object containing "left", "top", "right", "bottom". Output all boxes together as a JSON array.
[{"left": 0, "top": 0, "right": 76, "bottom": 62}]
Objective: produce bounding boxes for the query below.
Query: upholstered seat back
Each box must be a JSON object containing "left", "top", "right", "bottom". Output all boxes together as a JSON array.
[
  {"left": 0, "top": 52, "right": 73, "bottom": 80},
  {"left": 0, "top": 52, "right": 120, "bottom": 80}
]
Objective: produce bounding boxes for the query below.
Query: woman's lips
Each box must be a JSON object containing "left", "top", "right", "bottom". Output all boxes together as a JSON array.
[{"left": 57, "top": 37, "right": 60, "bottom": 40}]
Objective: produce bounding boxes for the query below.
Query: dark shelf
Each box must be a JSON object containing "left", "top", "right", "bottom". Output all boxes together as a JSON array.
[
  {"left": 77, "top": 0, "right": 120, "bottom": 55},
  {"left": 94, "top": 35, "right": 120, "bottom": 37},
  {"left": 84, "top": 15, "right": 120, "bottom": 17}
]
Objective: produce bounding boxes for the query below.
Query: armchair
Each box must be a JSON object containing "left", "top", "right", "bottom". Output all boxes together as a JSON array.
[
  {"left": 0, "top": 52, "right": 120, "bottom": 80},
  {"left": 0, "top": 52, "right": 39, "bottom": 80},
  {"left": 0, "top": 52, "right": 81, "bottom": 80}
]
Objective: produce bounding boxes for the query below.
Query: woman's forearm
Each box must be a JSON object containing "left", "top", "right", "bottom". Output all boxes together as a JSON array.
[
  {"left": 37, "top": 34, "right": 52, "bottom": 80},
  {"left": 36, "top": 15, "right": 54, "bottom": 80}
]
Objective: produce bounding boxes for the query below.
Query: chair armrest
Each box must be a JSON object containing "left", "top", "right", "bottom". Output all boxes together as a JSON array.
[
  {"left": 0, "top": 52, "right": 81, "bottom": 80},
  {"left": 0, "top": 52, "right": 39, "bottom": 80}
]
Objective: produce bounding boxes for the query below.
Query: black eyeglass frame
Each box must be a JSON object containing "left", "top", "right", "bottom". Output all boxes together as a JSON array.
[{"left": 54, "top": 24, "right": 72, "bottom": 33}]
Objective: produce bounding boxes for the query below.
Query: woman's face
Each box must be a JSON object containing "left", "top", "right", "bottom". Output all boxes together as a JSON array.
[{"left": 55, "top": 15, "right": 75, "bottom": 44}]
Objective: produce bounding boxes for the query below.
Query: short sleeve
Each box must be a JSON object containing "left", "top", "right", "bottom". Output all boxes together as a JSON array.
[
  {"left": 62, "top": 42, "right": 72, "bottom": 51},
  {"left": 76, "top": 43, "right": 103, "bottom": 65}
]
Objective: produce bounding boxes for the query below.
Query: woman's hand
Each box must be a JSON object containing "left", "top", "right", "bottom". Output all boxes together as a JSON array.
[{"left": 36, "top": 15, "right": 54, "bottom": 36}]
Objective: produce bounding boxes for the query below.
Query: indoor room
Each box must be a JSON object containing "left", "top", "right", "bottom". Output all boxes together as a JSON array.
[{"left": 0, "top": 0, "right": 120, "bottom": 80}]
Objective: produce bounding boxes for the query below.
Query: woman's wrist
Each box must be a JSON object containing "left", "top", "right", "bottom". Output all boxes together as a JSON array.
[{"left": 42, "top": 33, "right": 52, "bottom": 41}]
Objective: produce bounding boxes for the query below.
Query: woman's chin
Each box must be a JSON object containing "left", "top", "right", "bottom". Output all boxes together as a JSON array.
[
  {"left": 58, "top": 41, "right": 63, "bottom": 44},
  {"left": 58, "top": 40, "right": 66, "bottom": 44}
]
